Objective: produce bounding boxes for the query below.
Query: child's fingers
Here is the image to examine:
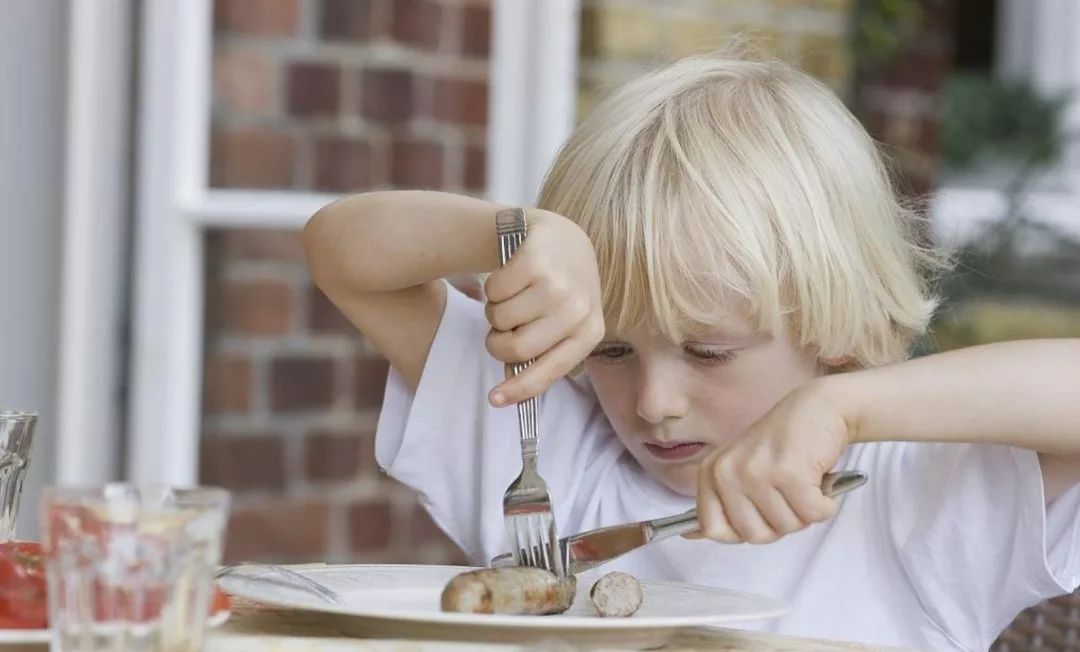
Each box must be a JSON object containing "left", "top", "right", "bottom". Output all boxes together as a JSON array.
[
  {"left": 483, "top": 257, "right": 532, "bottom": 303},
  {"left": 693, "top": 476, "right": 739, "bottom": 543},
  {"left": 722, "top": 492, "right": 778, "bottom": 544},
  {"left": 749, "top": 487, "right": 805, "bottom": 536},
  {"left": 783, "top": 483, "right": 838, "bottom": 525},
  {"left": 489, "top": 335, "right": 594, "bottom": 405},
  {"left": 484, "top": 287, "right": 546, "bottom": 332},
  {"left": 486, "top": 308, "right": 584, "bottom": 364}
]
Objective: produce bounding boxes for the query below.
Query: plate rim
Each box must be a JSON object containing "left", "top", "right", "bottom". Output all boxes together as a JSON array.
[{"left": 219, "top": 563, "right": 789, "bottom": 630}]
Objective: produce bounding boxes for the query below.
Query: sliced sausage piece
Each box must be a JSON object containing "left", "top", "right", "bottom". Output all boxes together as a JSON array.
[
  {"left": 589, "top": 572, "right": 642, "bottom": 617},
  {"left": 440, "top": 567, "right": 577, "bottom": 615}
]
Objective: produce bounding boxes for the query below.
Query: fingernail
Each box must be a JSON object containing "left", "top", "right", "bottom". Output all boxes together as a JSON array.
[{"left": 491, "top": 391, "right": 506, "bottom": 406}]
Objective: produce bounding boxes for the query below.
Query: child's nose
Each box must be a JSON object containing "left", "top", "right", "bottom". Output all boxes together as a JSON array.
[{"left": 635, "top": 366, "right": 689, "bottom": 424}]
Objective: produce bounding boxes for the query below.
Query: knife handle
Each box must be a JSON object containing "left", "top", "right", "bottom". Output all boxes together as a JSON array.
[{"left": 648, "top": 470, "right": 867, "bottom": 542}]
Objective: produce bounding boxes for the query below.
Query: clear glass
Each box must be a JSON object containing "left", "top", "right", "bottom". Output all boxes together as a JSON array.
[
  {"left": 42, "top": 484, "right": 229, "bottom": 652},
  {"left": 0, "top": 409, "right": 37, "bottom": 541}
]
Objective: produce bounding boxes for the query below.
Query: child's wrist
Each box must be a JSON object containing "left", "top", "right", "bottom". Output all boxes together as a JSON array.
[{"left": 809, "top": 373, "right": 865, "bottom": 446}]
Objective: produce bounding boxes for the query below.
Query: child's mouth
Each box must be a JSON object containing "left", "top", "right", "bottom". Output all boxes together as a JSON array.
[{"left": 644, "top": 441, "right": 706, "bottom": 461}]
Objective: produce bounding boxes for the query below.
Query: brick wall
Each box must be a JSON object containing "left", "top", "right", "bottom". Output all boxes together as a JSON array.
[
  {"left": 210, "top": 0, "right": 490, "bottom": 195},
  {"left": 202, "top": 0, "right": 489, "bottom": 565},
  {"left": 851, "top": 0, "right": 953, "bottom": 199}
]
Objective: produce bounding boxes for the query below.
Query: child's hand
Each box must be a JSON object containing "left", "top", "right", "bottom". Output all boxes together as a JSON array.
[
  {"left": 484, "top": 210, "right": 604, "bottom": 406},
  {"left": 692, "top": 384, "right": 853, "bottom": 544}
]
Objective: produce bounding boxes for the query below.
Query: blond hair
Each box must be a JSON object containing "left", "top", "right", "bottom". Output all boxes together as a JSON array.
[{"left": 537, "top": 52, "right": 940, "bottom": 366}]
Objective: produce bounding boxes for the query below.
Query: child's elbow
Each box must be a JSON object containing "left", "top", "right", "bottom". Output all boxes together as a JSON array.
[{"left": 303, "top": 199, "right": 352, "bottom": 292}]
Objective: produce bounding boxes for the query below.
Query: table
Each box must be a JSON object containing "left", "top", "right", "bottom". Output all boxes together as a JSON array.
[
  {"left": 0, "top": 599, "right": 910, "bottom": 651},
  {"left": 204, "top": 598, "right": 912, "bottom": 651}
]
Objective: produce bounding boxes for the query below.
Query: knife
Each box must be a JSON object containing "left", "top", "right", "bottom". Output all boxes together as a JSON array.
[{"left": 490, "top": 470, "right": 867, "bottom": 575}]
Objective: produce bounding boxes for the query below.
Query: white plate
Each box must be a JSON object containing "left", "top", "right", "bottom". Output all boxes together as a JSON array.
[
  {"left": 218, "top": 564, "right": 787, "bottom": 648},
  {"left": 0, "top": 610, "right": 231, "bottom": 644}
]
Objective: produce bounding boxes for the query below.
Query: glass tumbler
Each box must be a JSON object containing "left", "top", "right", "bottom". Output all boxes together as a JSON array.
[
  {"left": 0, "top": 409, "right": 36, "bottom": 541},
  {"left": 42, "top": 484, "right": 229, "bottom": 652}
]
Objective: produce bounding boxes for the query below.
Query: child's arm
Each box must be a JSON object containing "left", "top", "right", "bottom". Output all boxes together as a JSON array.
[
  {"left": 692, "top": 339, "right": 1080, "bottom": 544},
  {"left": 303, "top": 191, "right": 603, "bottom": 403},
  {"left": 833, "top": 338, "right": 1080, "bottom": 489}
]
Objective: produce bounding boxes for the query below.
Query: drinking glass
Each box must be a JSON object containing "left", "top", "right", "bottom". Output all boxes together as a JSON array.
[
  {"left": 0, "top": 409, "right": 36, "bottom": 541},
  {"left": 42, "top": 484, "right": 229, "bottom": 652}
]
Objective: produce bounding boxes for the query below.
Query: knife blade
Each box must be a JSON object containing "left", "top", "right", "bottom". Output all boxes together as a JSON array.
[{"left": 491, "top": 469, "right": 867, "bottom": 575}]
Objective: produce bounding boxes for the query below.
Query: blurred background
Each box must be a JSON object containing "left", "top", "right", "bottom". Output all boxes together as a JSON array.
[{"left": 1, "top": 1, "right": 1078, "bottom": 649}]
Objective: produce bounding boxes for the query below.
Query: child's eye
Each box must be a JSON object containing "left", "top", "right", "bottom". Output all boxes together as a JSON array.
[
  {"left": 684, "top": 345, "right": 738, "bottom": 366},
  {"left": 589, "top": 344, "right": 633, "bottom": 363}
]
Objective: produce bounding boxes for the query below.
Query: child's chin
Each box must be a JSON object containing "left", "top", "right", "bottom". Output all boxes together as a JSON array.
[{"left": 657, "top": 470, "right": 698, "bottom": 497}]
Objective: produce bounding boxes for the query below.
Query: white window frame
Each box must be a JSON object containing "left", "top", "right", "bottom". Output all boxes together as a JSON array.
[
  {"left": 56, "top": 0, "right": 135, "bottom": 486},
  {"left": 126, "top": 0, "right": 580, "bottom": 484}
]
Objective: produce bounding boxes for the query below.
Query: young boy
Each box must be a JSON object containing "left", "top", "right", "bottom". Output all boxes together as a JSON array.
[{"left": 303, "top": 53, "right": 1080, "bottom": 650}]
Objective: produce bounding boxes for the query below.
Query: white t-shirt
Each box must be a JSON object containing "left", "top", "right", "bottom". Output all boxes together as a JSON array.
[{"left": 375, "top": 284, "right": 1080, "bottom": 651}]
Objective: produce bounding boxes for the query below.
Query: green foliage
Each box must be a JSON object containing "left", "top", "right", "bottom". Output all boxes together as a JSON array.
[
  {"left": 941, "top": 74, "right": 1068, "bottom": 172},
  {"left": 853, "top": 0, "right": 923, "bottom": 68}
]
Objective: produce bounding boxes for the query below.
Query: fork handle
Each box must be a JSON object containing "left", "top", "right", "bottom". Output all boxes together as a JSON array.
[
  {"left": 648, "top": 470, "right": 868, "bottom": 541},
  {"left": 496, "top": 208, "right": 531, "bottom": 376},
  {"left": 495, "top": 209, "right": 541, "bottom": 454}
]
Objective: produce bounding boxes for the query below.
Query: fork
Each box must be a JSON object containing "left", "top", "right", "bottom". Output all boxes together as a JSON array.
[
  {"left": 496, "top": 208, "right": 564, "bottom": 578},
  {"left": 215, "top": 563, "right": 343, "bottom": 605}
]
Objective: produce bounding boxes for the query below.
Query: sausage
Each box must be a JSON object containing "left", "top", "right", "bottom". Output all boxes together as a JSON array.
[
  {"left": 440, "top": 567, "right": 577, "bottom": 615},
  {"left": 589, "top": 572, "right": 642, "bottom": 617}
]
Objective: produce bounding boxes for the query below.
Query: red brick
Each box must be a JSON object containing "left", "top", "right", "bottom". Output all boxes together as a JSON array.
[
  {"left": 210, "top": 129, "right": 297, "bottom": 189},
  {"left": 464, "top": 145, "right": 485, "bottom": 192},
  {"left": 215, "top": 0, "right": 298, "bottom": 36},
  {"left": 304, "top": 430, "right": 371, "bottom": 481},
  {"left": 202, "top": 354, "right": 251, "bottom": 413},
  {"left": 348, "top": 501, "right": 394, "bottom": 551},
  {"left": 390, "top": 139, "right": 444, "bottom": 188},
  {"left": 271, "top": 356, "right": 335, "bottom": 411},
  {"left": 313, "top": 138, "right": 374, "bottom": 192},
  {"left": 212, "top": 229, "right": 307, "bottom": 264},
  {"left": 213, "top": 47, "right": 276, "bottom": 116},
  {"left": 216, "top": 278, "right": 294, "bottom": 336},
  {"left": 880, "top": 51, "right": 947, "bottom": 93},
  {"left": 410, "top": 504, "right": 453, "bottom": 546},
  {"left": 200, "top": 435, "right": 286, "bottom": 491},
  {"left": 431, "top": 78, "right": 487, "bottom": 126},
  {"left": 309, "top": 285, "right": 357, "bottom": 334},
  {"left": 916, "top": 118, "right": 940, "bottom": 155},
  {"left": 224, "top": 502, "right": 329, "bottom": 563},
  {"left": 355, "top": 356, "right": 389, "bottom": 408},
  {"left": 287, "top": 63, "right": 341, "bottom": 117},
  {"left": 391, "top": 0, "right": 442, "bottom": 51},
  {"left": 461, "top": 4, "right": 491, "bottom": 58},
  {"left": 320, "top": 0, "right": 376, "bottom": 41},
  {"left": 359, "top": 68, "right": 415, "bottom": 124}
]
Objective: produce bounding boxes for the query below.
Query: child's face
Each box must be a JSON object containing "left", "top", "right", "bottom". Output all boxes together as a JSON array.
[{"left": 584, "top": 315, "right": 822, "bottom": 496}]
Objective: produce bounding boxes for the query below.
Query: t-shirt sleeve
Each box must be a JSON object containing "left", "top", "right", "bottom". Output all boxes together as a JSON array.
[
  {"left": 858, "top": 441, "right": 1080, "bottom": 650},
  {"left": 374, "top": 282, "right": 624, "bottom": 564}
]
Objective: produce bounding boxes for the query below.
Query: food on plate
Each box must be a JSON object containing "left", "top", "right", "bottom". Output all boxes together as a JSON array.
[
  {"left": 0, "top": 540, "right": 230, "bottom": 630},
  {"left": 441, "top": 567, "right": 577, "bottom": 615},
  {"left": 0, "top": 541, "right": 47, "bottom": 629},
  {"left": 589, "top": 571, "right": 642, "bottom": 617}
]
